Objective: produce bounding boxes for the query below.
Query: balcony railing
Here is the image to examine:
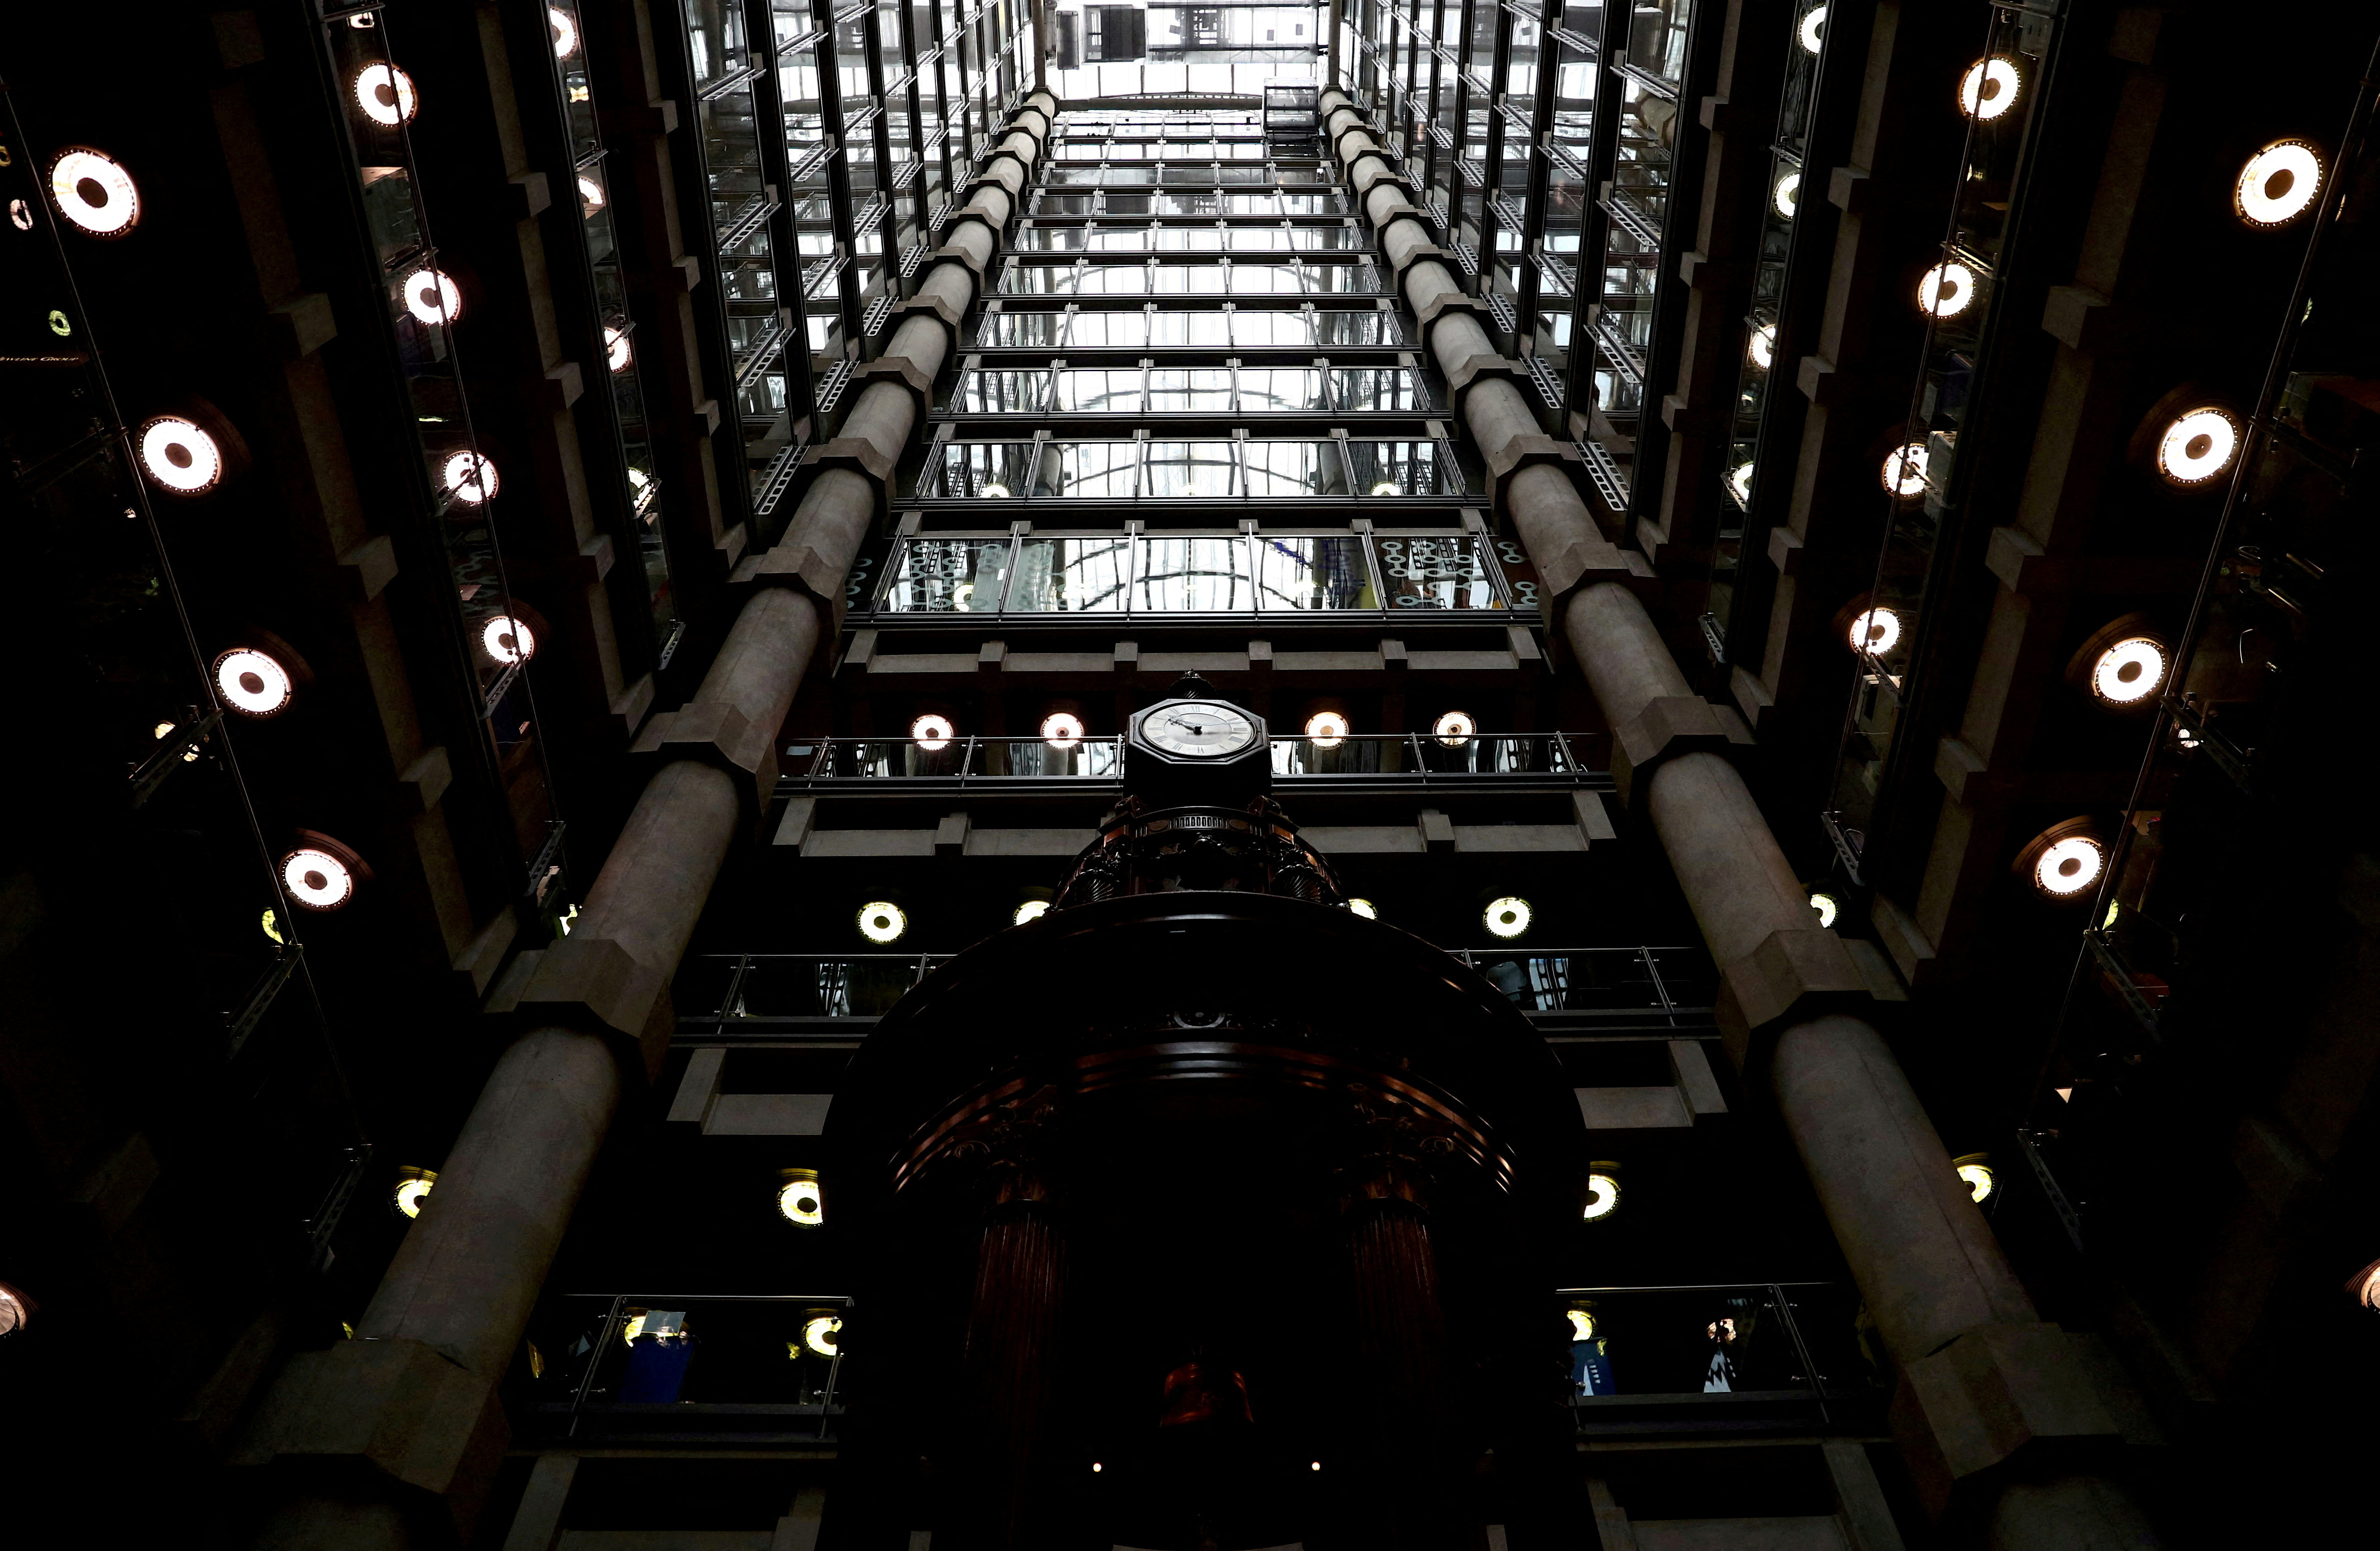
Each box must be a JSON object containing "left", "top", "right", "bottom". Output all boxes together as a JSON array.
[
  {"left": 1558, "top": 1283, "right": 1883, "bottom": 1436},
  {"left": 513, "top": 1293, "right": 853, "bottom": 1445},
  {"left": 775, "top": 733, "right": 1606, "bottom": 791},
  {"left": 673, "top": 946, "right": 1718, "bottom": 1042}
]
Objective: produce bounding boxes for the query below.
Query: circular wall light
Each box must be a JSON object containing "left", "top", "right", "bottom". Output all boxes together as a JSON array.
[
  {"left": 1433, "top": 709, "right": 1476, "bottom": 745},
  {"left": 1369, "top": 479, "right": 1400, "bottom": 497},
  {"left": 800, "top": 1313, "right": 842, "bottom": 1356},
  {"left": 393, "top": 1165, "right": 437, "bottom": 1219},
  {"left": 136, "top": 416, "right": 225, "bottom": 495},
  {"left": 1566, "top": 1309, "right": 1597, "bottom": 1340},
  {"left": 1727, "top": 461, "right": 1754, "bottom": 504},
  {"left": 1798, "top": 4, "right": 1826, "bottom": 54},
  {"left": 1014, "top": 900, "right": 1050, "bottom": 925},
  {"left": 911, "top": 712, "right": 955, "bottom": 749},
  {"left": 1305, "top": 709, "right": 1350, "bottom": 746},
  {"left": 778, "top": 1168, "right": 825, "bottom": 1227},
  {"left": 282, "top": 832, "right": 370, "bottom": 912},
  {"left": 1582, "top": 1167, "right": 1621, "bottom": 1222},
  {"left": 2154, "top": 405, "right": 2240, "bottom": 488},
  {"left": 2235, "top": 138, "right": 2323, "bottom": 228},
  {"left": 1772, "top": 172, "right": 1800, "bottom": 219},
  {"left": 1959, "top": 57, "right": 2021, "bottom": 121},
  {"left": 1484, "top": 895, "right": 1531, "bottom": 938},
  {"left": 1847, "top": 606, "right": 1901, "bottom": 656},
  {"left": 444, "top": 450, "right": 500, "bottom": 504},
  {"left": 0, "top": 1282, "right": 31, "bottom": 1336},
  {"left": 2351, "top": 1257, "right": 2380, "bottom": 1313},
  {"left": 550, "top": 5, "right": 580, "bottom": 58},
  {"left": 604, "top": 325, "right": 632, "bottom": 372},
  {"left": 47, "top": 147, "right": 140, "bottom": 238},
  {"left": 213, "top": 647, "right": 294, "bottom": 719},
  {"left": 2016, "top": 819, "right": 2104, "bottom": 901},
  {"left": 1881, "top": 440, "right": 1928, "bottom": 498},
  {"left": 1748, "top": 323, "right": 1775, "bottom": 368},
  {"left": 857, "top": 901, "right": 907, "bottom": 943},
  {"left": 9, "top": 199, "right": 32, "bottom": 232},
  {"left": 978, "top": 481, "right": 1012, "bottom": 499},
  {"left": 2089, "top": 634, "right": 2168, "bottom": 708},
  {"left": 1348, "top": 898, "right": 1377, "bottom": 920},
  {"left": 1809, "top": 889, "right": 1839, "bottom": 928},
  {"left": 354, "top": 63, "right": 420, "bottom": 127},
  {"left": 481, "top": 614, "right": 537, "bottom": 664},
  {"left": 1917, "top": 260, "right": 1976, "bottom": 318},
  {"left": 578, "top": 174, "right": 606, "bottom": 215},
  {"left": 1952, "top": 1152, "right": 1996, "bottom": 1204},
  {"left": 1041, "top": 710, "right": 1085, "bottom": 749},
  {"left": 402, "top": 267, "right": 462, "bottom": 326}
]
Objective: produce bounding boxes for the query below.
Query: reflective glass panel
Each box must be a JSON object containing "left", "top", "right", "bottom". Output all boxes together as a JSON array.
[
  {"left": 1056, "top": 368, "right": 1145, "bottom": 413},
  {"left": 1243, "top": 441, "right": 1346, "bottom": 495},
  {"left": 1239, "top": 369, "right": 1325, "bottom": 412},
  {"left": 1375, "top": 535, "right": 1505, "bottom": 609},
  {"left": 1009, "top": 537, "right": 1132, "bottom": 612},
  {"left": 1036, "top": 442, "right": 1140, "bottom": 498},
  {"left": 1144, "top": 441, "right": 1239, "bottom": 498},
  {"left": 1148, "top": 368, "right": 1234, "bottom": 412},
  {"left": 1344, "top": 440, "right": 1455, "bottom": 496},
  {"left": 1067, "top": 309, "right": 1150, "bottom": 349},
  {"left": 1331, "top": 369, "right": 1428, "bottom": 412},
  {"left": 1256, "top": 536, "right": 1378, "bottom": 609},
  {"left": 882, "top": 538, "right": 1013, "bottom": 610},
  {"left": 980, "top": 310, "right": 1065, "bottom": 348},
  {"left": 925, "top": 442, "right": 1037, "bottom": 498},
  {"left": 953, "top": 369, "right": 1051, "bottom": 413},
  {"left": 1149, "top": 310, "right": 1232, "bottom": 346},
  {"left": 1317, "top": 309, "right": 1397, "bottom": 346},
  {"left": 1233, "top": 309, "right": 1315, "bottom": 347},
  {"left": 1135, "top": 536, "right": 1251, "bottom": 609}
]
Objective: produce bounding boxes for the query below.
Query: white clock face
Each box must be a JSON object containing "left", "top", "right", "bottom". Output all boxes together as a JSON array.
[{"left": 1141, "top": 700, "right": 1258, "bottom": 758}]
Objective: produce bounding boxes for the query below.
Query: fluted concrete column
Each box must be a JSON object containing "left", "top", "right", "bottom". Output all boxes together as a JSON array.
[
  {"left": 236, "top": 92, "right": 1059, "bottom": 1547},
  {"left": 1320, "top": 88, "right": 2155, "bottom": 1550}
]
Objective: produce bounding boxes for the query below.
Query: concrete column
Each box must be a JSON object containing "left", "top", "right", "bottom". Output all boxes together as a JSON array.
[
  {"left": 236, "top": 92, "right": 1059, "bottom": 1547},
  {"left": 1319, "top": 88, "right": 2156, "bottom": 1551}
]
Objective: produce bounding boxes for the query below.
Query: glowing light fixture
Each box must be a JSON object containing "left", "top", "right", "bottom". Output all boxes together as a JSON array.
[
  {"left": 911, "top": 712, "right": 955, "bottom": 749},
  {"left": 47, "top": 147, "right": 140, "bottom": 237},
  {"left": 1809, "top": 890, "right": 1838, "bottom": 929},
  {"left": 1566, "top": 1309, "right": 1597, "bottom": 1340},
  {"left": 213, "top": 647, "right": 294, "bottom": 719},
  {"left": 444, "top": 450, "right": 500, "bottom": 504},
  {"left": 1748, "top": 324, "right": 1775, "bottom": 368},
  {"left": 0, "top": 1282, "right": 29, "bottom": 1336},
  {"left": 2235, "top": 139, "right": 2322, "bottom": 228},
  {"left": 136, "top": 416, "right": 225, "bottom": 495},
  {"left": 1041, "top": 710, "right": 1085, "bottom": 748},
  {"left": 978, "top": 481, "right": 1012, "bottom": 498},
  {"left": 354, "top": 63, "right": 420, "bottom": 127},
  {"left": 2352, "top": 1258, "right": 2380, "bottom": 1313},
  {"left": 1348, "top": 898, "right": 1377, "bottom": 920},
  {"left": 1881, "top": 441, "right": 1928, "bottom": 498},
  {"left": 1848, "top": 607, "right": 1901, "bottom": 656},
  {"left": 1485, "top": 895, "right": 1531, "bottom": 938},
  {"left": 1305, "top": 709, "right": 1350, "bottom": 747},
  {"left": 2090, "top": 636, "right": 2167, "bottom": 707},
  {"left": 402, "top": 267, "right": 462, "bottom": 325},
  {"left": 857, "top": 901, "right": 907, "bottom": 943},
  {"left": 9, "top": 199, "right": 31, "bottom": 231},
  {"left": 1917, "top": 260, "right": 1976, "bottom": 318},
  {"left": 393, "top": 1165, "right": 437, "bottom": 1219},
  {"left": 1014, "top": 900, "right": 1050, "bottom": 925},
  {"left": 2154, "top": 406, "right": 2240, "bottom": 487},
  {"left": 549, "top": 5, "right": 580, "bottom": 57},
  {"left": 1728, "top": 462, "right": 1755, "bottom": 504},
  {"left": 1370, "top": 479, "right": 1400, "bottom": 496},
  {"left": 1772, "top": 171, "right": 1800, "bottom": 219},
  {"left": 2033, "top": 835, "right": 2104, "bottom": 898},
  {"left": 604, "top": 325, "right": 632, "bottom": 372},
  {"left": 1582, "top": 1168, "right": 1621, "bottom": 1222},
  {"left": 778, "top": 1168, "right": 825, "bottom": 1227},
  {"left": 481, "top": 615, "right": 536, "bottom": 664},
  {"left": 1798, "top": 4, "right": 1825, "bottom": 53},
  {"left": 578, "top": 174, "right": 606, "bottom": 215},
  {"left": 1959, "top": 57, "right": 2020, "bottom": 121},
  {"left": 262, "top": 909, "right": 284, "bottom": 945},
  {"left": 1091, "top": 1462, "right": 1105, "bottom": 1474},
  {"left": 1953, "top": 1153, "right": 1996, "bottom": 1204},
  {"left": 282, "top": 844, "right": 359, "bottom": 911},
  {"left": 1310, "top": 1462, "right": 1323, "bottom": 1472},
  {"left": 800, "top": 1313, "right": 842, "bottom": 1357},
  {"left": 1433, "top": 709, "right": 1476, "bottom": 745}
]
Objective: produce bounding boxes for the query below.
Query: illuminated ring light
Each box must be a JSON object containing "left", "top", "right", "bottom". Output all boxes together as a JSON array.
[
  {"left": 1959, "top": 57, "right": 2021, "bottom": 122},
  {"left": 911, "top": 713, "right": 955, "bottom": 749},
  {"left": 282, "top": 846, "right": 358, "bottom": 912},
  {"left": 1748, "top": 324, "right": 1775, "bottom": 368},
  {"left": 1567, "top": 1309, "right": 1597, "bottom": 1340},
  {"left": 1348, "top": 898, "right": 1377, "bottom": 920},
  {"left": 2235, "top": 139, "right": 2322, "bottom": 228},
  {"left": 136, "top": 416, "right": 225, "bottom": 495},
  {"left": 0, "top": 1283, "right": 30, "bottom": 1336},
  {"left": 2033, "top": 835, "right": 2104, "bottom": 898},
  {"left": 1484, "top": 895, "right": 1532, "bottom": 938},
  {"left": 1727, "top": 462, "right": 1755, "bottom": 504},
  {"left": 1013, "top": 900, "right": 1050, "bottom": 925},
  {"left": 47, "top": 147, "right": 140, "bottom": 238},
  {"left": 857, "top": 900, "right": 907, "bottom": 943},
  {"left": 1041, "top": 710, "right": 1085, "bottom": 749},
  {"left": 403, "top": 267, "right": 462, "bottom": 326},
  {"left": 1848, "top": 607, "right": 1901, "bottom": 656},
  {"left": 578, "top": 174, "right": 607, "bottom": 214},
  {"left": 481, "top": 615, "right": 537, "bottom": 665},
  {"left": 550, "top": 5, "right": 580, "bottom": 58},
  {"left": 1433, "top": 709, "right": 1476, "bottom": 746},
  {"left": 1305, "top": 709, "right": 1350, "bottom": 747},
  {"left": 354, "top": 63, "right": 420, "bottom": 127},
  {"left": 978, "top": 481, "right": 1013, "bottom": 498},
  {"left": 1955, "top": 1157, "right": 1996, "bottom": 1204},
  {"left": 9, "top": 199, "right": 31, "bottom": 232},
  {"left": 801, "top": 1314, "right": 842, "bottom": 1357},
  {"left": 1369, "top": 479, "right": 1400, "bottom": 497},
  {"left": 1798, "top": 4, "right": 1825, "bottom": 54},
  {"left": 1581, "top": 1170, "right": 1620, "bottom": 1222},
  {"left": 393, "top": 1167, "right": 437, "bottom": 1219},
  {"left": 1881, "top": 441, "right": 1928, "bottom": 498},
  {"left": 444, "top": 450, "right": 500, "bottom": 504},
  {"left": 1809, "top": 890, "right": 1838, "bottom": 929},
  {"left": 213, "top": 647, "right": 294, "bottom": 719},
  {"left": 2155, "top": 406, "right": 2240, "bottom": 487},
  {"left": 1772, "top": 172, "right": 1800, "bottom": 219},
  {"left": 604, "top": 326, "right": 632, "bottom": 372},
  {"left": 2091, "top": 636, "right": 2168, "bottom": 707},
  {"left": 778, "top": 1170, "right": 825, "bottom": 1227},
  {"left": 1918, "top": 260, "right": 1977, "bottom": 318}
]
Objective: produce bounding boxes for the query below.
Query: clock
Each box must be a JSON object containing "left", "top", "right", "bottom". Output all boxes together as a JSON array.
[
  {"left": 1139, "top": 700, "right": 1259, "bottom": 759},
  {"left": 1125, "top": 674, "right": 1271, "bottom": 802}
]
